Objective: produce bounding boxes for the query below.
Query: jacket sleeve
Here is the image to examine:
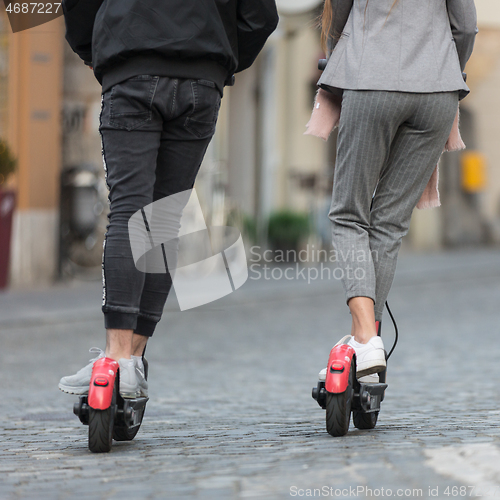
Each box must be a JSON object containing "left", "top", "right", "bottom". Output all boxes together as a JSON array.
[
  {"left": 326, "top": 0, "right": 354, "bottom": 57},
  {"left": 447, "top": 0, "right": 478, "bottom": 72},
  {"left": 236, "top": 0, "right": 279, "bottom": 73},
  {"left": 62, "top": 0, "right": 105, "bottom": 65}
]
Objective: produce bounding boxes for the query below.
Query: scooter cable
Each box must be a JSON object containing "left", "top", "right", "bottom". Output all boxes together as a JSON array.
[
  {"left": 385, "top": 300, "right": 398, "bottom": 360},
  {"left": 370, "top": 193, "right": 399, "bottom": 360}
]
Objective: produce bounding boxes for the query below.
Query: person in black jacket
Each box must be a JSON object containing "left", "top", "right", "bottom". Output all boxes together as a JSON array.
[{"left": 59, "top": 0, "right": 279, "bottom": 398}]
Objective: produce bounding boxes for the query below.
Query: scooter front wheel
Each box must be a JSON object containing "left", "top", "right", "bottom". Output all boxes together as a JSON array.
[
  {"left": 353, "top": 410, "right": 378, "bottom": 430},
  {"left": 113, "top": 425, "right": 140, "bottom": 442},
  {"left": 112, "top": 406, "right": 144, "bottom": 442},
  {"left": 325, "top": 358, "right": 354, "bottom": 437}
]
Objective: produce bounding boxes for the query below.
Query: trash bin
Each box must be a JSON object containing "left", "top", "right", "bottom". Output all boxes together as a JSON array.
[
  {"left": 0, "top": 190, "right": 16, "bottom": 289},
  {"left": 59, "top": 164, "right": 105, "bottom": 276}
]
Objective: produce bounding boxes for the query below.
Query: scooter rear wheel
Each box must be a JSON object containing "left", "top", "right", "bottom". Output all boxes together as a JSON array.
[
  {"left": 89, "top": 408, "right": 114, "bottom": 452},
  {"left": 353, "top": 410, "right": 378, "bottom": 430},
  {"left": 88, "top": 379, "right": 116, "bottom": 453},
  {"left": 325, "top": 358, "right": 354, "bottom": 437}
]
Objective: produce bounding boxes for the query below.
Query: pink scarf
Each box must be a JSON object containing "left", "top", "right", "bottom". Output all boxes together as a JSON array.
[{"left": 304, "top": 89, "right": 466, "bottom": 209}]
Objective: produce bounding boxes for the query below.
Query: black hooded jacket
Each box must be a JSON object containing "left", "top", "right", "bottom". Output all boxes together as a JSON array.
[{"left": 62, "top": 0, "right": 279, "bottom": 94}]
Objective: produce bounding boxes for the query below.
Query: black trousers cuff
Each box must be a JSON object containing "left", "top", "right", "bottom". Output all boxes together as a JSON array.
[
  {"left": 104, "top": 311, "right": 137, "bottom": 331},
  {"left": 134, "top": 316, "right": 158, "bottom": 337}
]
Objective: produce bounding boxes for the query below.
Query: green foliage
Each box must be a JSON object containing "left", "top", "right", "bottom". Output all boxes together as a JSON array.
[
  {"left": 226, "top": 209, "right": 258, "bottom": 245},
  {"left": 267, "top": 210, "right": 310, "bottom": 251},
  {"left": 0, "top": 139, "right": 16, "bottom": 186},
  {"left": 241, "top": 214, "right": 257, "bottom": 245}
]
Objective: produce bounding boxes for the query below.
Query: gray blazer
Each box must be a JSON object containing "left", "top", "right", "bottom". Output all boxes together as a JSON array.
[{"left": 318, "top": 0, "right": 477, "bottom": 100}]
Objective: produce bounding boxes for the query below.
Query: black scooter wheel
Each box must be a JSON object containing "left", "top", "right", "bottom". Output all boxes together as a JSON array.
[
  {"left": 113, "top": 425, "right": 140, "bottom": 441},
  {"left": 353, "top": 410, "right": 378, "bottom": 430},
  {"left": 89, "top": 408, "right": 114, "bottom": 452},
  {"left": 88, "top": 380, "right": 116, "bottom": 453},
  {"left": 325, "top": 358, "right": 354, "bottom": 437},
  {"left": 113, "top": 408, "right": 145, "bottom": 441}
]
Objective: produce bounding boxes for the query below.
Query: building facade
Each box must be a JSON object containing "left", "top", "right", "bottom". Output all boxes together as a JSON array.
[{"left": 3, "top": 0, "right": 500, "bottom": 287}]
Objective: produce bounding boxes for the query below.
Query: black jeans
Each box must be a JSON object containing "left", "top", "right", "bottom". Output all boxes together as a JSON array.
[{"left": 99, "top": 75, "right": 221, "bottom": 337}]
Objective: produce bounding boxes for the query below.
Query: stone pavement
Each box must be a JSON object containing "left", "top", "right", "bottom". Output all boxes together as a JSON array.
[{"left": 1, "top": 248, "right": 500, "bottom": 499}]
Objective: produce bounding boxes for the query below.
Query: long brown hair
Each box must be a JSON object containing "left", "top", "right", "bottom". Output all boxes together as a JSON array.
[{"left": 321, "top": 0, "right": 400, "bottom": 52}]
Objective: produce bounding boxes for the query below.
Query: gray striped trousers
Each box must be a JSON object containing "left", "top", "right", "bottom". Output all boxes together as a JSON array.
[{"left": 329, "top": 90, "right": 459, "bottom": 321}]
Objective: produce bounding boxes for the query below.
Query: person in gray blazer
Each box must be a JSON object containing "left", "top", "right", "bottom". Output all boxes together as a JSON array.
[{"left": 316, "top": 0, "right": 477, "bottom": 381}]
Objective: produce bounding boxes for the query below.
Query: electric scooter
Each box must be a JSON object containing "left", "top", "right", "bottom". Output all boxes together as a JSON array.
[
  {"left": 311, "top": 58, "right": 399, "bottom": 436},
  {"left": 312, "top": 305, "right": 398, "bottom": 437},
  {"left": 73, "top": 357, "right": 149, "bottom": 453}
]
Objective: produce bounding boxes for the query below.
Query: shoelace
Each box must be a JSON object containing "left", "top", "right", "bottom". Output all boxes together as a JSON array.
[{"left": 88, "top": 347, "right": 104, "bottom": 363}]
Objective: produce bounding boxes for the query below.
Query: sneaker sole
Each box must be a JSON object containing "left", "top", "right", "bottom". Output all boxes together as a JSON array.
[
  {"left": 59, "top": 382, "right": 139, "bottom": 399},
  {"left": 120, "top": 391, "right": 140, "bottom": 399},
  {"left": 358, "top": 376, "right": 379, "bottom": 383},
  {"left": 356, "top": 362, "right": 386, "bottom": 378},
  {"left": 58, "top": 383, "right": 89, "bottom": 395}
]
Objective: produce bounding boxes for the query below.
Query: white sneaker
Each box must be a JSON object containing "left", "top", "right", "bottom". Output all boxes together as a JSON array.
[
  {"left": 58, "top": 348, "right": 105, "bottom": 395},
  {"left": 131, "top": 355, "right": 148, "bottom": 397},
  {"left": 118, "top": 358, "right": 140, "bottom": 399},
  {"left": 334, "top": 334, "right": 353, "bottom": 347},
  {"left": 318, "top": 335, "right": 353, "bottom": 381},
  {"left": 317, "top": 335, "right": 385, "bottom": 381},
  {"left": 348, "top": 336, "right": 386, "bottom": 378}
]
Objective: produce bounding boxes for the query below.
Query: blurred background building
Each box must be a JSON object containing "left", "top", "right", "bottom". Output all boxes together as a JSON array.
[{"left": 0, "top": 0, "right": 499, "bottom": 288}]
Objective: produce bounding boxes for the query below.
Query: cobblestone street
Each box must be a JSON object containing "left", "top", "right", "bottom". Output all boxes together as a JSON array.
[{"left": 1, "top": 249, "right": 500, "bottom": 499}]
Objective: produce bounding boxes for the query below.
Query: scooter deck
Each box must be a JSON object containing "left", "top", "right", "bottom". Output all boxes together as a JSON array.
[
  {"left": 352, "top": 382, "right": 388, "bottom": 413},
  {"left": 115, "top": 396, "right": 149, "bottom": 430},
  {"left": 312, "top": 379, "right": 387, "bottom": 413},
  {"left": 74, "top": 394, "right": 148, "bottom": 428}
]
